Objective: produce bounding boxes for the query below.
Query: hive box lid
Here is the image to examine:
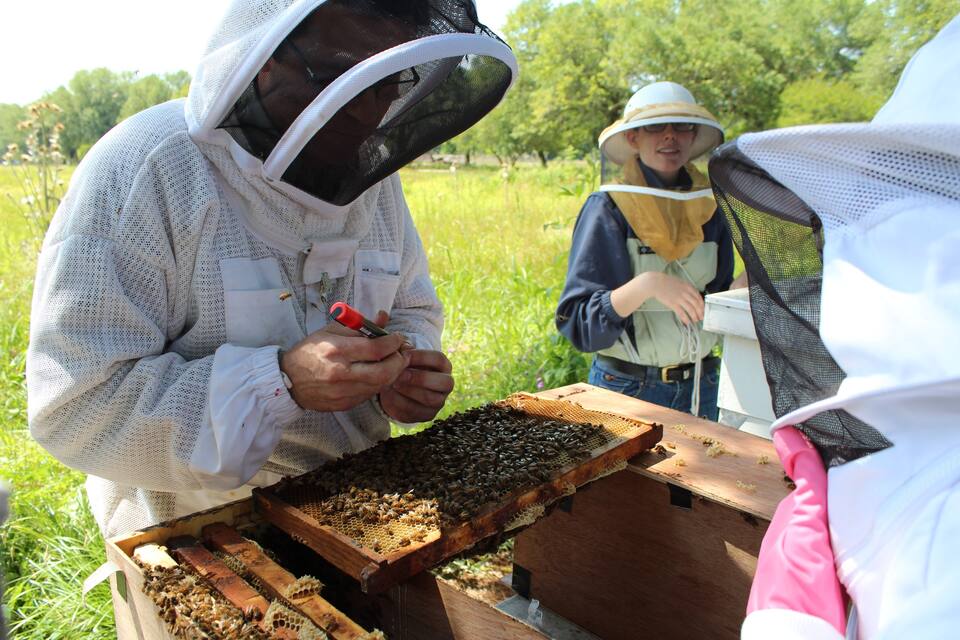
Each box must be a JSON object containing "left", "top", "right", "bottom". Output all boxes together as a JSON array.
[{"left": 704, "top": 288, "right": 757, "bottom": 340}]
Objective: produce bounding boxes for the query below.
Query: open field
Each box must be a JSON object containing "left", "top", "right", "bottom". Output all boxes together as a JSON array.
[{"left": 0, "top": 161, "right": 594, "bottom": 638}]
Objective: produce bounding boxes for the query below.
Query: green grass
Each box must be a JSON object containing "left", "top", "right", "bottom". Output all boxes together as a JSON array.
[
  {"left": 401, "top": 162, "right": 595, "bottom": 414},
  {"left": 0, "top": 165, "right": 116, "bottom": 638},
  {"left": 0, "top": 161, "right": 595, "bottom": 638}
]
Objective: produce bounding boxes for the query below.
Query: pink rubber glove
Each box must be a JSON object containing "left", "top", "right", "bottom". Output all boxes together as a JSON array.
[{"left": 746, "top": 426, "right": 846, "bottom": 635}]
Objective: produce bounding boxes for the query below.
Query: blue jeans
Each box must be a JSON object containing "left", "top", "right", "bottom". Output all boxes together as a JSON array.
[{"left": 588, "top": 356, "right": 720, "bottom": 421}]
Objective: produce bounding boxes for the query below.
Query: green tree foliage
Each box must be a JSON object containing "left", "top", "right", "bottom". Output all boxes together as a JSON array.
[
  {"left": 474, "top": 72, "right": 545, "bottom": 164},
  {"left": 769, "top": 0, "right": 875, "bottom": 79},
  {"left": 514, "top": 1, "right": 625, "bottom": 157},
  {"left": 610, "top": 0, "right": 787, "bottom": 135},
  {"left": 851, "top": 0, "right": 960, "bottom": 98},
  {"left": 777, "top": 76, "right": 884, "bottom": 126},
  {"left": 120, "top": 75, "right": 176, "bottom": 120},
  {"left": 164, "top": 71, "right": 192, "bottom": 98},
  {"left": 454, "top": 0, "right": 955, "bottom": 159},
  {"left": 38, "top": 68, "right": 191, "bottom": 160},
  {"left": 45, "top": 68, "right": 130, "bottom": 160}
]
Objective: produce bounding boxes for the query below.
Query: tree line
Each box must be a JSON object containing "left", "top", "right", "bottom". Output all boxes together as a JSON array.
[
  {"left": 1, "top": 70, "right": 189, "bottom": 161},
  {"left": 447, "top": 0, "right": 959, "bottom": 164},
  {"left": 2, "top": 0, "right": 957, "bottom": 165}
]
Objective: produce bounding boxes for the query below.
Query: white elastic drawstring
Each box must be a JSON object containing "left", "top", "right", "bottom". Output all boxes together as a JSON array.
[
  {"left": 674, "top": 262, "right": 703, "bottom": 417},
  {"left": 680, "top": 322, "right": 702, "bottom": 416}
]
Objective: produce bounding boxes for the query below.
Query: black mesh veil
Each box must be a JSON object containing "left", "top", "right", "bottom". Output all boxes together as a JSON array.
[
  {"left": 600, "top": 153, "right": 624, "bottom": 185},
  {"left": 708, "top": 142, "right": 891, "bottom": 467},
  {"left": 218, "top": 0, "right": 512, "bottom": 205}
]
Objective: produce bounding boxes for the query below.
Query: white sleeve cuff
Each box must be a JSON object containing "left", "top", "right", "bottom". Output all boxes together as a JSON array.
[
  {"left": 189, "top": 345, "right": 304, "bottom": 491},
  {"left": 371, "top": 394, "right": 392, "bottom": 423},
  {"left": 742, "top": 609, "right": 844, "bottom": 640}
]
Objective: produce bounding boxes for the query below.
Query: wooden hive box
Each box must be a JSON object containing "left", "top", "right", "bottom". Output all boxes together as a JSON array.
[
  {"left": 254, "top": 393, "right": 662, "bottom": 594},
  {"left": 105, "top": 385, "right": 783, "bottom": 639},
  {"left": 512, "top": 384, "right": 790, "bottom": 640},
  {"left": 104, "top": 390, "right": 660, "bottom": 639},
  {"left": 105, "top": 498, "right": 555, "bottom": 640}
]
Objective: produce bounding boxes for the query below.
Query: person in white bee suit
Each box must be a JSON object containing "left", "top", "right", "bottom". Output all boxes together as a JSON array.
[
  {"left": 708, "top": 12, "right": 960, "bottom": 639},
  {"left": 26, "top": 0, "right": 517, "bottom": 538}
]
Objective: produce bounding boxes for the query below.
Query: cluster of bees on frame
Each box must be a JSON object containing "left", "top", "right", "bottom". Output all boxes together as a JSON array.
[
  {"left": 140, "top": 563, "right": 271, "bottom": 639},
  {"left": 141, "top": 559, "right": 387, "bottom": 639},
  {"left": 274, "top": 403, "right": 611, "bottom": 552}
]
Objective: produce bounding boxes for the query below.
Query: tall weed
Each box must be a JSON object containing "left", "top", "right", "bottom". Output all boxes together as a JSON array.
[{"left": 1, "top": 158, "right": 113, "bottom": 637}]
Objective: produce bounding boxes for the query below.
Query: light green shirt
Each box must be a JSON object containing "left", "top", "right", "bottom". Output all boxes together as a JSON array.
[{"left": 599, "top": 239, "right": 720, "bottom": 367}]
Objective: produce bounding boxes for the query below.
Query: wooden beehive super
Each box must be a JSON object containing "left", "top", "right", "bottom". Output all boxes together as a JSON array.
[
  {"left": 106, "top": 385, "right": 786, "bottom": 640},
  {"left": 254, "top": 393, "right": 662, "bottom": 593},
  {"left": 106, "top": 500, "right": 384, "bottom": 640}
]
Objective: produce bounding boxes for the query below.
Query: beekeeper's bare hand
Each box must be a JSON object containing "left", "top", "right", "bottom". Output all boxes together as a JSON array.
[
  {"left": 369, "top": 311, "right": 454, "bottom": 423},
  {"left": 379, "top": 349, "right": 454, "bottom": 423},
  {"left": 280, "top": 320, "right": 410, "bottom": 412},
  {"left": 611, "top": 271, "right": 704, "bottom": 325},
  {"left": 649, "top": 272, "right": 705, "bottom": 325}
]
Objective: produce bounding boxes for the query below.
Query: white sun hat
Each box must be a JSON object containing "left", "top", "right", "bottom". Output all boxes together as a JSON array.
[
  {"left": 598, "top": 81, "right": 724, "bottom": 165},
  {"left": 708, "top": 13, "right": 960, "bottom": 461}
]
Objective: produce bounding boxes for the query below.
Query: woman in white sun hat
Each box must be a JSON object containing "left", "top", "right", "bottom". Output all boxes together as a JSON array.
[
  {"left": 556, "top": 81, "right": 737, "bottom": 420},
  {"left": 709, "top": 12, "right": 960, "bottom": 639}
]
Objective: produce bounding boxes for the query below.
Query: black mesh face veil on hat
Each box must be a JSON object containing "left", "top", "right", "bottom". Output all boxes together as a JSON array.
[
  {"left": 708, "top": 145, "right": 892, "bottom": 467},
  {"left": 216, "top": 0, "right": 516, "bottom": 206}
]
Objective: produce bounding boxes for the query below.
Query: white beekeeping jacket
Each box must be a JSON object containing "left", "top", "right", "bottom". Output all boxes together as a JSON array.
[
  {"left": 709, "top": 12, "right": 960, "bottom": 640},
  {"left": 25, "top": 0, "right": 521, "bottom": 537}
]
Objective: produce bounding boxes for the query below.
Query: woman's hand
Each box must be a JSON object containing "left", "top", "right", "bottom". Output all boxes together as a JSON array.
[
  {"left": 730, "top": 271, "right": 749, "bottom": 290},
  {"left": 611, "top": 271, "right": 704, "bottom": 325}
]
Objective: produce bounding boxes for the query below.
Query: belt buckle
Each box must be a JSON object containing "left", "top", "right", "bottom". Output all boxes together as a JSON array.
[{"left": 660, "top": 365, "right": 679, "bottom": 383}]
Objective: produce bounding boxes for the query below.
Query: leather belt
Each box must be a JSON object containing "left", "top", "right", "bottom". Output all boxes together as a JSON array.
[{"left": 596, "top": 354, "right": 720, "bottom": 383}]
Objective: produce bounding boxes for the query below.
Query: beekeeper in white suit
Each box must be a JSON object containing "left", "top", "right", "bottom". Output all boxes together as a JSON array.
[
  {"left": 709, "top": 12, "right": 960, "bottom": 638},
  {"left": 26, "top": 0, "right": 517, "bottom": 538}
]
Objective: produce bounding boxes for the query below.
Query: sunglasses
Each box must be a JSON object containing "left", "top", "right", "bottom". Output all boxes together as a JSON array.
[
  {"left": 641, "top": 122, "right": 697, "bottom": 133},
  {"left": 285, "top": 40, "right": 420, "bottom": 102}
]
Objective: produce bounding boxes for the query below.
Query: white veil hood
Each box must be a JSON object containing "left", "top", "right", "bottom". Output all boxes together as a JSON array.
[
  {"left": 185, "top": 0, "right": 518, "bottom": 209},
  {"left": 709, "top": 12, "right": 960, "bottom": 462}
]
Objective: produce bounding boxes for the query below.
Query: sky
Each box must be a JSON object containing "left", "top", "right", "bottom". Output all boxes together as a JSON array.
[{"left": 0, "top": 1, "right": 522, "bottom": 106}]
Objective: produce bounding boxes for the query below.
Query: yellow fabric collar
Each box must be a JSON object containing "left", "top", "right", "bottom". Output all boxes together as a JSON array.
[{"left": 607, "top": 160, "right": 716, "bottom": 263}]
